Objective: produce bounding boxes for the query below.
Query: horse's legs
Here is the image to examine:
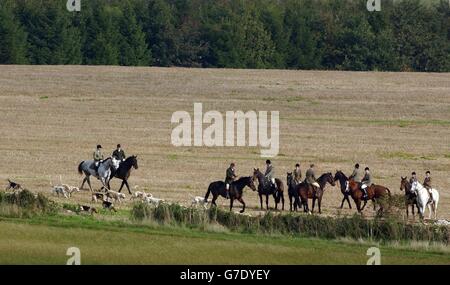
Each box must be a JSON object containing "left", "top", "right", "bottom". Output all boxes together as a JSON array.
[
  {"left": 295, "top": 196, "right": 301, "bottom": 212},
  {"left": 265, "top": 195, "right": 269, "bottom": 210},
  {"left": 312, "top": 198, "right": 316, "bottom": 213},
  {"left": 406, "top": 202, "right": 409, "bottom": 218},
  {"left": 274, "top": 194, "right": 278, "bottom": 211},
  {"left": 346, "top": 196, "right": 352, "bottom": 209},
  {"left": 118, "top": 181, "right": 125, "bottom": 193},
  {"left": 86, "top": 176, "right": 93, "bottom": 192},
  {"left": 124, "top": 180, "right": 132, "bottom": 194},
  {"left": 80, "top": 176, "right": 87, "bottom": 190},
  {"left": 318, "top": 197, "right": 322, "bottom": 214},
  {"left": 238, "top": 198, "right": 246, "bottom": 213},
  {"left": 355, "top": 200, "right": 362, "bottom": 213},
  {"left": 340, "top": 196, "right": 345, "bottom": 209},
  {"left": 289, "top": 194, "right": 293, "bottom": 212},
  {"left": 281, "top": 193, "right": 285, "bottom": 211},
  {"left": 372, "top": 198, "right": 376, "bottom": 211},
  {"left": 211, "top": 194, "right": 218, "bottom": 207},
  {"left": 229, "top": 198, "right": 234, "bottom": 212},
  {"left": 360, "top": 200, "right": 367, "bottom": 211},
  {"left": 259, "top": 194, "right": 263, "bottom": 210}
]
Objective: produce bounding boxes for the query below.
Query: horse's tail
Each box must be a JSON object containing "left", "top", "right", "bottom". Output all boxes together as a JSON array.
[
  {"left": 204, "top": 185, "right": 212, "bottom": 202},
  {"left": 78, "top": 161, "right": 84, "bottom": 175},
  {"left": 385, "top": 187, "right": 391, "bottom": 197}
]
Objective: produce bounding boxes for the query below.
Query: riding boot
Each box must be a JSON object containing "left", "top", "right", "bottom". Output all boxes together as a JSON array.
[{"left": 363, "top": 189, "right": 368, "bottom": 200}]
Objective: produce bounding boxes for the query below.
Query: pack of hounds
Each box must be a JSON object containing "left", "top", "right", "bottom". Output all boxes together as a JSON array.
[{"left": 4, "top": 178, "right": 207, "bottom": 216}]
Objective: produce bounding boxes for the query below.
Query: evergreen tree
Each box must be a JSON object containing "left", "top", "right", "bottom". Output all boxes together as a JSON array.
[
  {"left": 118, "top": 1, "right": 151, "bottom": 66},
  {"left": 17, "top": 0, "right": 81, "bottom": 65},
  {"left": 144, "top": 0, "right": 177, "bottom": 66},
  {"left": 0, "top": 3, "right": 28, "bottom": 64}
]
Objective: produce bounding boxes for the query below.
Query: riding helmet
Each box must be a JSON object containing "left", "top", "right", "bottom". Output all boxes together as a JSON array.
[
  {"left": 266, "top": 160, "right": 271, "bottom": 164},
  {"left": 355, "top": 163, "right": 360, "bottom": 168},
  {"left": 365, "top": 167, "right": 370, "bottom": 171},
  {"left": 97, "top": 145, "right": 102, "bottom": 149}
]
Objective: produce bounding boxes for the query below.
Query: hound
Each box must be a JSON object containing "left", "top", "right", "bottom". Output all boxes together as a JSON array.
[
  {"left": 145, "top": 195, "right": 164, "bottom": 205},
  {"left": 130, "top": 191, "right": 151, "bottom": 200},
  {"left": 91, "top": 192, "right": 106, "bottom": 203},
  {"left": 190, "top": 195, "right": 209, "bottom": 209},
  {"left": 105, "top": 189, "right": 126, "bottom": 203},
  {"left": 102, "top": 200, "right": 117, "bottom": 212},
  {"left": 63, "top": 185, "right": 80, "bottom": 198},
  {"left": 5, "top": 179, "right": 23, "bottom": 191},
  {"left": 51, "top": 185, "right": 69, "bottom": 198},
  {"left": 78, "top": 205, "right": 98, "bottom": 215}
]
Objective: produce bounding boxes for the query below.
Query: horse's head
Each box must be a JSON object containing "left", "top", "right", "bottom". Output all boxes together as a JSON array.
[
  {"left": 400, "top": 176, "right": 409, "bottom": 191},
  {"left": 326, "top": 172, "right": 336, "bottom": 186},
  {"left": 253, "top": 168, "right": 263, "bottom": 181},
  {"left": 127, "top": 155, "right": 138, "bottom": 170},
  {"left": 247, "top": 176, "right": 257, "bottom": 191},
  {"left": 334, "top": 170, "right": 346, "bottom": 182},
  {"left": 286, "top": 172, "right": 293, "bottom": 185}
]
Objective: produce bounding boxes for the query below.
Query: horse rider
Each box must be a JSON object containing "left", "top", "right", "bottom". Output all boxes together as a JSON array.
[
  {"left": 112, "top": 144, "right": 126, "bottom": 169},
  {"left": 293, "top": 163, "right": 302, "bottom": 185},
  {"left": 360, "top": 167, "right": 372, "bottom": 200},
  {"left": 423, "top": 171, "right": 433, "bottom": 202},
  {"left": 225, "top": 163, "right": 237, "bottom": 199},
  {"left": 265, "top": 160, "right": 277, "bottom": 190},
  {"left": 409, "top": 171, "right": 418, "bottom": 184},
  {"left": 305, "top": 164, "right": 320, "bottom": 191},
  {"left": 349, "top": 163, "right": 361, "bottom": 182},
  {"left": 93, "top": 145, "right": 104, "bottom": 176}
]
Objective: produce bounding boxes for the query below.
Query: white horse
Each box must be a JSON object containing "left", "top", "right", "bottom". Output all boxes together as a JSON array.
[
  {"left": 410, "top": 181, "right": 439, "bottom": 220},
  {"left": 77, "top": 158, "right": 114, "bottom": 192}
]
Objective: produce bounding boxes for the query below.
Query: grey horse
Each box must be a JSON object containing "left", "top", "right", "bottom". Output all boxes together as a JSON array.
[{"left": 77, "top": 158, "right": 113, "bottom": 192}]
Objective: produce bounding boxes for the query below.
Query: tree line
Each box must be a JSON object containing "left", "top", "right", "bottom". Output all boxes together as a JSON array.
[{"left": 0, "top": 0, "right": 449, "bottom": 71}]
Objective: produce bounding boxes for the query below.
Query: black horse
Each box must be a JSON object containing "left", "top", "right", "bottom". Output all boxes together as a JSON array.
[
  {"left": 204, "top": 176, "right": 257, "bottom": 213},
  {"left": 108, "top": 155, "right": 139, "bottom": 194},
  {"left": 400, "top": 176, "right": 419, "bottom": 218},
  {"left": 334, "top": 170, "right": 353, "bottom": 209},
  {"left": 286, "top": 172, "right": 301, "bottom": 212},
  {"left": 253, "top": 168, "right": 285, "bottom": 211}
]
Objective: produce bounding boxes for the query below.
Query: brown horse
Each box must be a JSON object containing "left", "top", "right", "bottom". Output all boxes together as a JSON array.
[
  {"left": 400, "top": 176, "right": 419, "bottom": 218},
  {"left": 296, "top": 172, "right": 335, "bottom": 214},
  {"left": 347, "top": 180, "right": 391, "bottom": 215},
  {"left": 253, "top": 168, "right": 285, "bottom": 211}
]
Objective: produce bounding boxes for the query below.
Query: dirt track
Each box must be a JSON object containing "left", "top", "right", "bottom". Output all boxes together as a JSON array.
[{"left": 0, "top": 65, "right": 449, "bottom": 219}]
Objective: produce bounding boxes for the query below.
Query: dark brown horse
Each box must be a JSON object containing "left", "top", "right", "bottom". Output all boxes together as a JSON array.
[
  {"left": 286, "top": 172, "right": 301, "bottom": 212},
  {"left": 204, "top": 176, "right": 257, "bottom": 213},
  {"left": 253, "top": 168, "right": 285, "bottom": 211},
  {"left": 400, "top": 176, "right": 419, "bottom": 218},
  {"left": 108, "top": 156, "right": 139, "bottom": 194},
  {"left": 347, "top": 180, "right": 391, "bottom": 215},
  {"left": 296, "top": 172, "right": 335, "bottom": 214},
  {"left": 333, "top": 170, "right": 353, "bottom": 209}
]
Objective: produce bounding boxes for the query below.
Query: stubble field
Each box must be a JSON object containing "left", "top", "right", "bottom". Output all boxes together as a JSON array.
[{"left": 0, "top": 65, "right": 449, "bottom": 219}]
